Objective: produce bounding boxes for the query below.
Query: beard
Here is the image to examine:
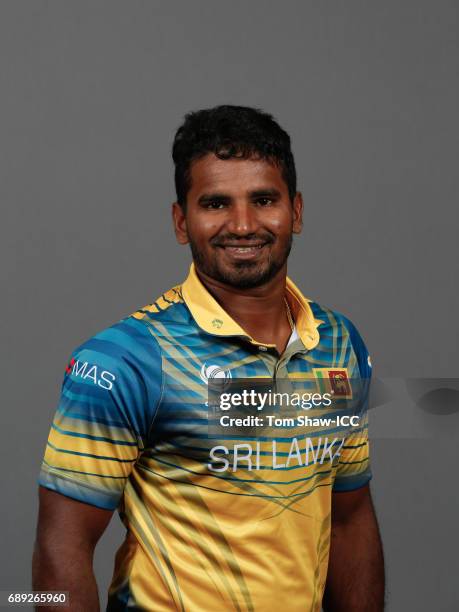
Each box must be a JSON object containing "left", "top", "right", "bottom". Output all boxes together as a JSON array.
[{"left": 189, "top": 233, "right": 293, "bottom": 289}]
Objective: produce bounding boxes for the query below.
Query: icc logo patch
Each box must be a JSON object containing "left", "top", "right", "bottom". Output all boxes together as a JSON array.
[
  {"left": 200, "top": 363, "right": 232, "bottom": 387},
  {"left": 313, "top": 367, "right": 353, "bottom": 399}
]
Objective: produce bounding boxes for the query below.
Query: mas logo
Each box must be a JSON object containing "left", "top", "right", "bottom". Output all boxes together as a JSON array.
[
  {"left": 313, "top": 367, "right": 352, "bottom": 399},
  {"left": 65, "top": 358, "right": 116, "bottom": 390}
]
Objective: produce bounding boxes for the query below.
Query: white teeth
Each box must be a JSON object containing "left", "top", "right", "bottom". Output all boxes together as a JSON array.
[{"left": 225, "top": 245, "right": 264, "bottom": 251}]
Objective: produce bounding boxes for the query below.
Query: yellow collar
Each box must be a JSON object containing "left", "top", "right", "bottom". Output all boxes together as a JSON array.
[{"left": 181, "top": 263, "right": 323, "bottom": 350}]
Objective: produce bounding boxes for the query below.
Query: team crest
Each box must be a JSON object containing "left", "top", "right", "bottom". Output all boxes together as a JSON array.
[{"left": 313, "top": 367, "right": 352, "bottom": 399}]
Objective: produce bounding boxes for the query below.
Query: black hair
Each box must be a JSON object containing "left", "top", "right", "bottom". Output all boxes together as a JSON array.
[{"left": 172, "top": 105, "right": 297, "bottom": 207}]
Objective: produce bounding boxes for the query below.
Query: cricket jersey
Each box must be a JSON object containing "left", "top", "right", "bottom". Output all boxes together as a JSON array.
[{"left": 38, "top": 263, "right": 372, "bottom": 612}]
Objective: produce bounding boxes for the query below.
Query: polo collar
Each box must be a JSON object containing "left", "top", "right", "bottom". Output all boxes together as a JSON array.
[{"left": 181, "top": 263, "right": 323, "bottom": 350}]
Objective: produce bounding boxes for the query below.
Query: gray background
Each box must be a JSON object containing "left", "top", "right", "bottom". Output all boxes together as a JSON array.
[{"left": 1, "top": 1, "right": 458, "bottom": 610}]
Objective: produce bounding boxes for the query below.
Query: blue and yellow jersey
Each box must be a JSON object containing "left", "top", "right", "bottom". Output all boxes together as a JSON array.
[{"left": 39, "top": 264, "right": 372, "bottom": 612}]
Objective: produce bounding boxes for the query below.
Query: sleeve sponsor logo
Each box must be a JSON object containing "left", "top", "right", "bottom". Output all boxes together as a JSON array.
[{"left": 65, "top": 358, "right": 116, "bottom": 390}]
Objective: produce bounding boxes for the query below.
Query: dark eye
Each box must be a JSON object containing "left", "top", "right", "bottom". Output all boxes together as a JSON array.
[
  {"left": 206, "top": 201, "right": 226, "bottom": 210},
  {"left": 256, "top": 198, "right": 272, "bottom": 206}
]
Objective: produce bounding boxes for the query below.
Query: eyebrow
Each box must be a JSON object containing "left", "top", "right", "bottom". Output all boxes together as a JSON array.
[
  {"left": 198, "top": 192, "right": 230, "bottom": 204},
  {"left": 198, "top": 188, "right": 281, "bottom": 204},
  {"left": 250, "top": 188, "right": 281, "bottom": 199}
]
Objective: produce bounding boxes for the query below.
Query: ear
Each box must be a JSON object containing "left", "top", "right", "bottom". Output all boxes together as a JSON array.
[
  {"left": 292, "top": 192, "right": 303, "bottom": 234},
  {"left": 172, "top": 201, "right": 189, "bottom": 245}
]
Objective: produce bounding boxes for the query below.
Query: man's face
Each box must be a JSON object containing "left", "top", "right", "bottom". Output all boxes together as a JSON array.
[{"left": 172, "top": 153, "right": 303, "bottom": 289}]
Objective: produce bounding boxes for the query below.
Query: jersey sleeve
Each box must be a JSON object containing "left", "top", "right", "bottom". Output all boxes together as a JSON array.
[
  {"left": 333, "top": 315, "right": 372, "bottom": 492},
  {"left": 38, "top": 317, "right": 162, "bottom": 510}
]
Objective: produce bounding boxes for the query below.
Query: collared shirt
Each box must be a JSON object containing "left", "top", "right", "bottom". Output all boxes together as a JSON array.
[{"left": 39, "top": 264, "right": 372, "bottom": 612}]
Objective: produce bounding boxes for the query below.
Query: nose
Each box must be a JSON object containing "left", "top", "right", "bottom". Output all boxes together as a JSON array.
[{"left": 225, "top": 201, "right": 259, "bottom": 236}]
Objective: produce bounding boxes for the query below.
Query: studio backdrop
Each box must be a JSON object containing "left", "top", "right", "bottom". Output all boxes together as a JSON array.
[{"left": 1, "top": 2, "right": 458, "bottom": 610}]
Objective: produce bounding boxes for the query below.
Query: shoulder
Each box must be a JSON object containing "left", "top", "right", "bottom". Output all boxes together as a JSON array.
[
  {"left": 66, "top": 282, "right": 191, "bottom": 384},
  {"left": 66, "top": 296, "right": 180, "bottom": 398},
  {"left": 60, "top": 308, "right": 166, "bottom": 436},
  {"left": 309, "top": 299, "right": 372, "bottom": 378},
  {"left": 71, "top": 283, "right": 186, "bottom": 361},
  {"left": 129, "top": 284, "right": 190, "bottom": 326},
  {"left": 70, "top": 316, "right": 160, "bottom": 372}
]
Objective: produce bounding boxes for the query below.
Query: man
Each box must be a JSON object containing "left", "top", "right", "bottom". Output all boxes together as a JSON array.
[{"left": 33, "top": 105, "right": 384, "bottom": 611}]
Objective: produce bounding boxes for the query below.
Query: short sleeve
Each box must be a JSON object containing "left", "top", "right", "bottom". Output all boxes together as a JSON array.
[
  {"left": 38, "top": 318, "right": 162, "bottom": 510},
  {"left": 333, "top": 315, "right": 372, "bottom": 492}
]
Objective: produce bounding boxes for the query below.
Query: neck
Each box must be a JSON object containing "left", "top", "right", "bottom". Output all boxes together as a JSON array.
[{"left": 195, "top": 264, "right": 294, "bottom": 353}]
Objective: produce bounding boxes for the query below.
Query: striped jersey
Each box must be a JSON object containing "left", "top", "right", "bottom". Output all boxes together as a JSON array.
[{"left": 38, "top": 263, "right": 372, "bottom": 612}]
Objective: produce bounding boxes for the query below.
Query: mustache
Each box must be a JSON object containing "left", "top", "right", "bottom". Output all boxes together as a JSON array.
[{"left": 211, "top": 233, "right": 275, "bottom": 247}]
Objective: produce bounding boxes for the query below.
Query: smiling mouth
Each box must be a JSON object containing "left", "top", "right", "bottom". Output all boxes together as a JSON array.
[
  {"left": 219, "top": 244, "right": 266, "bottom": 253},
  {"left": 215, "top": 243, "right": 269, "bottom": 261}
]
